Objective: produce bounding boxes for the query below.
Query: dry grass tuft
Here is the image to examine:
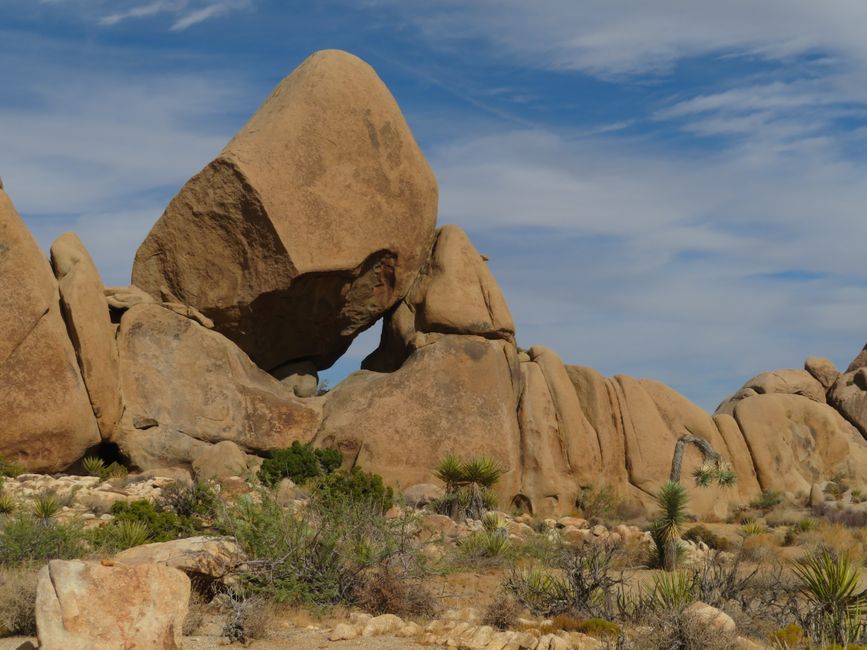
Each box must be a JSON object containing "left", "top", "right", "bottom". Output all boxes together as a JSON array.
[{"left": 0, "top": 565, "right": 38, "bottom": 636}]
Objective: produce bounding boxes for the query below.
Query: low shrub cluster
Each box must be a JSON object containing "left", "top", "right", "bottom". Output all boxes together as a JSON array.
[
  {"left": 258, "top": 441, "right": 342, "bottom": 487},
  {"left": 217, "top": 486, "right": 425, "bottom": 613}
]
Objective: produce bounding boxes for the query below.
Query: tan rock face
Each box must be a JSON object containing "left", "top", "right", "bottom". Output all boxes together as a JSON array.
[
  {"left": 826, "top": 369, "right": 867, "bottom": 439},
  {"left": 132, "top": 50, "right": 438, "bottom": 372},
  {"left": 0, "top": 191, "right": 99, "bottom": 471},
  {"left": 115, "top": 303, "right": 322, "bottom": 469},
  {"left": 50, "top": 232, "right": 122, "bottom": 437},
  {"left": 364, "top": 225, "right": 514, "bottom": 372},
  {"left": 315, "top": 335, "right": 523, "bottom": 504},
  {"left": 36, "top": 560, "right": 190, "bottom": 650},
  {"left": 730, "top": 393, "right": 867, "bottom": 496}
]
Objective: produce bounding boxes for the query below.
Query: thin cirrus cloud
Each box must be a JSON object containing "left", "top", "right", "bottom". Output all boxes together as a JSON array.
[{"left": 97, "top": 0, "right": 250, "bottom": 31}]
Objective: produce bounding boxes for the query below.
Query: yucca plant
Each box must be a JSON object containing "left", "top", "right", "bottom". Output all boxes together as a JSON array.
[
  {"left": 111, "top": 520, "right": 151, "bottom": 550},
  {"left": 459, "top": 530, "right": 512, "bottom": 560},
  {"left": 0, "top": 494, "right": 14, "bottom": 515},
  {"left": 482, "top": 511, "right": 505, "bottom": 532},
  {"left": 653, "top": 481, "right": 688, "bottom": 572},
  {"left": 33, "top": 495, "right": 60, "bottom": 523},
  {"left": 740, "top": 521, "right": 766, "bottom": 537},
  {"left": 792, "top": 551, "right": 867, "bottom": 645},
  {"left": 433, "top": 454, "right": 503, "bottom": 521},
  {"left": 647, "top": 571, "right": 697, "bottom": 611},
  {"left": 82, "top": 456, "right": 106, "bottom": 478},
  {"left": 102, "top": 462, "right": 128, "bottom": 480}
]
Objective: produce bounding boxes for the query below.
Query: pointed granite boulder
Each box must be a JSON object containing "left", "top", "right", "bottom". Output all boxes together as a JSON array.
[
  {"left": 133, "top": 50, "right": 438, "bottom": 373},
  {"left": 0, "top": 190, "right": 99, "bottom": 471}
]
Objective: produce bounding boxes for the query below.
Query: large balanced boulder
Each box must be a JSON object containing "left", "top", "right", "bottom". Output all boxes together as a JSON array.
[
  {"left": 114, "top": 303, "right": 322, "bottom": 469},
  {"left": 36, "top": 560, "right": 190, "bottom": 650},
  {"left": 0, "top": 190, "right": 99, "bottom": 471},
  {"left": 132, "top": 49, "right": 438, "bottom": 372},
  {"left": 50, "top": 232, "right": 122, "bottom": 437}
]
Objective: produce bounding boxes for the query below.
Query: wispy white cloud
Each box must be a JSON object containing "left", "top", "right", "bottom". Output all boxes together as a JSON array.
[{"left": 429, "top": 126, "right": 867, "bottom": 407}]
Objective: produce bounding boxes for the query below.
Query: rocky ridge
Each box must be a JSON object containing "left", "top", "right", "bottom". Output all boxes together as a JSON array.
[{"left": 1, "top": 49, "right": 866, "bottom": 520}]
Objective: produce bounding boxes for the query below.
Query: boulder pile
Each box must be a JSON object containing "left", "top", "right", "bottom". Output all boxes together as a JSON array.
[{"left": 2, "top": 49, "right": 867, "bottom": 519}]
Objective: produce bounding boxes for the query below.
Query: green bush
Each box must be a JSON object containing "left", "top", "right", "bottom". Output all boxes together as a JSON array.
[
  {"left": 159, "top": 481, "right": 219, "bottom": 519},
  {"left": 220, "top": 487, "right": 417, "bottom": 607},
  {"left": 0, "top": 456, "right": 23, "bottom": 478},
  {"left": 109, "top": 500, "right": 196, "bottom": 542},
  {"left": 258, "top": 442, "right": 342, "bottom": 486},
  {"left": 576, "top": 485, "right": 621, "bottom": 522},
  {"left": 0, "top": 516, "right": 88, "bottom": 564},
  {"left": 750, "top": 489, "right": 783, "bottom": 511},
  {"left": 311, "top": 467, "right": 393, "bottom": 511}
]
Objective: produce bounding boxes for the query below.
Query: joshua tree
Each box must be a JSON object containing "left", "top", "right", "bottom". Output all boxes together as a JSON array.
[
  {"left": 434, "top": 454, "right": 503, "bottom": 521},
  {"left": 653, "top": 431, "right": 736, "bottom": 571}
]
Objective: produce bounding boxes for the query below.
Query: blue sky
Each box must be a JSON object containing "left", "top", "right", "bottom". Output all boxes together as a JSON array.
[{"left": 5, "top": 1, "right": 867, "bottom": 410}]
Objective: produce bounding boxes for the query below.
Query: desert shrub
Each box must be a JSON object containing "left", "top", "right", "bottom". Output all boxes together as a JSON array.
[
  {"left": 0, "top": 495, "right": 14, "bottom": 515},
  {"left": 257, "top": 442, "right": 342, "bottom": 487},
  {"left": 433, "top": 454, "right": 502, "bottom": 521},
  {"left": 219, "top": 590, "right": 272, "bottom": 644},
  {"left": 109, "top": 499, "right": 196, "bottom": 541},
  {"left": 310, "top": 467, "right": 394, "bottom": 512},
  {"left": 457, "top": 530, "right": 512, "bottom": 562},
  {"left": 769, "top": 623, "right": 805, "bottom": 648},
  {"left": 634, "top": 607, "right": 737, "bottom": 650},
  {"left": 483, "top": 591, "right": 522, "bottom": 630},
  {"left": 751, "top": 489, "right": 783, "bottom": 511},
  {"left": 574, "top": 617, "right": 621, "bottom": 639},
  {"left": 351, "top": 564, "right": 437, "bottom": 617},
  {"left": 505, "top": 545, "right": 624, "bottom": 619},
  {"left": 576, "top": 484, "right": 620, "bottom": 522},
  {"left": 0, "top": 456, "right": 23, "bottom": 478},
  {"left": 0, "top": 516, "right": 88, "bottom": 563},
  {"left": 220, "top": 487, "right": 418, "bottom": 607},
  {"left": 0, "top": 565, "right": 37, "bottom": 636},
  {"left": 740, "top": 533, "right": 780, "bottom": 563},
  {"left": 683, "top": 525, "right": 730, "bottom": 551},
  {"left": 159, "top": 480, "right": 219, "bottom": 519}
]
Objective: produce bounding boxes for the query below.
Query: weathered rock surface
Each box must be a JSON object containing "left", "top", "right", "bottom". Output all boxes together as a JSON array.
[
  {"left": 827, "top": 347, "right": 867, "bottom": 439},
  {"left": 132, "top": 49, "right": 438, "bottom": 372},
  {"left": 364, "top": 225, "right": 513, "bottom": 372},
  {"left": 729, "top": 393, "right": 867, "bottom": 497},
  {"left": 316, "top": 335, "right": 523, "bottom": 502},
  {"left": 114, "top": 304, "right": 322, "bottom": 469},
  {"left": 805, "top": 356, "right": 839, "bottom": 389},
  {"left": 50, "top": 232, "right": 122, "bottom": 437},
  {"left": 115, "top": 536, "right": 244, "bottom": 579},
  {"left": 716, "top": 369, "right": 826, "bottom": 415},
  {"left": 0, "top": 190, "right": 99, "bottom": 471},
  {"left": 36, "top": 560, "right": 189, "bottom": 650},
  {"left": 191, "top": 440, "right": 258, "bottom": 481}
]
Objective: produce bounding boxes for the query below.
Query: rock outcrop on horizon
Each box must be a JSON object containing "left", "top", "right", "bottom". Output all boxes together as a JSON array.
[
  {"left": 2, "top": 48, "right": 867, "bottom": 519},
  {"left": 132, "top": 49, "right": 438, "bottom": 374},
  {"left": 0, "top": 190, "right": 100, "bottom": 471}
]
